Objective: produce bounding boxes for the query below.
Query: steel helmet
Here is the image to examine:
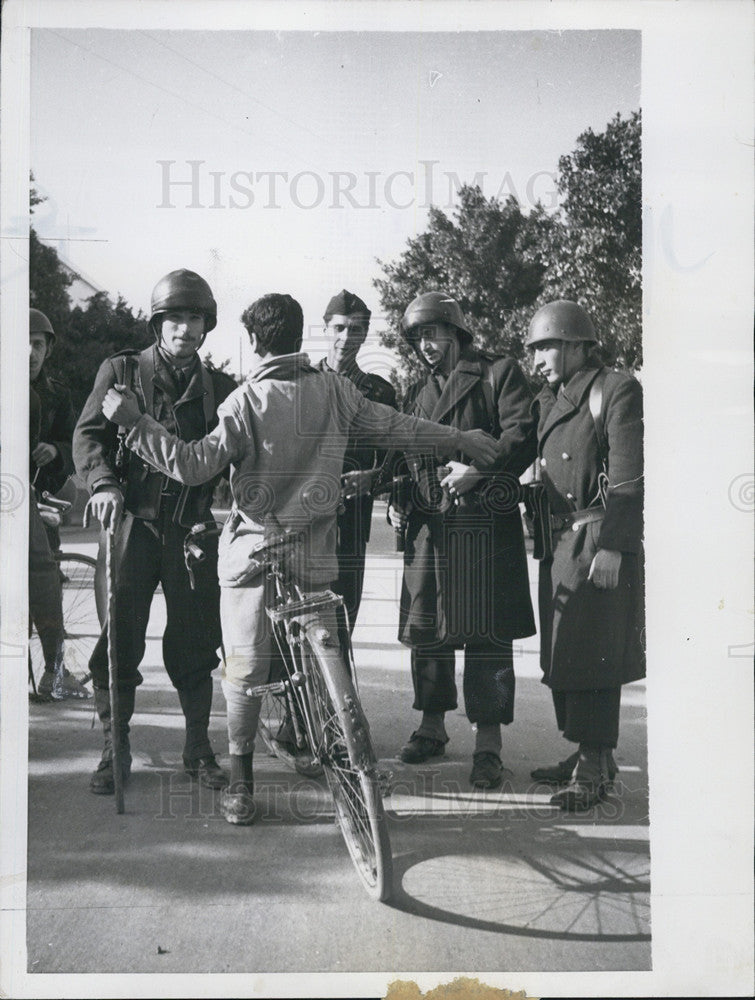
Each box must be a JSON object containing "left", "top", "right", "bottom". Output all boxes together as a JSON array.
[
  {"left": 525, "top": 300, "right": 597, "bottom": 348},
  {"left": 29, "top": 307, "right": 56, "bottom": 344},
  {"left": 149, "top": 269, "right": 217, "bottom": 333},
  {"left": 400, "top": 291, "right": 472, "bottom": 341}
]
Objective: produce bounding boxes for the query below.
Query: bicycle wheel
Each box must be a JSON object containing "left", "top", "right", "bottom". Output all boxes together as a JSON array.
[
  {"left": 30, "top": 553, "right": 102, "bottom": 686},
  {"left": 302, "top": 627, "right": 393, "bottom": 902},
  {"left": 58, "top": 553, "right": 103, "bottom": 678},
  {"left": 256, "top": 623, "right": 301, "bottom": 770},
  {"left": 257, "top": 688, "right": 298, "bottom": 769}
]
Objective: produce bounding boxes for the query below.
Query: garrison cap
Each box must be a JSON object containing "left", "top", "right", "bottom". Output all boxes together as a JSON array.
[{"left": 323, "top": 289, "right": 371, "bottom": 324}]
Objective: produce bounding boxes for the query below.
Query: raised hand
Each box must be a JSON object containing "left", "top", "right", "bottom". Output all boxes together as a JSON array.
[{"left": 102, "top": 384, "right": 141, "bottom": 428}]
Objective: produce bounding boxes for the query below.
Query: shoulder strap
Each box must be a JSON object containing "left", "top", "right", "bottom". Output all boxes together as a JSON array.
[
  {"left": 589, "top": 369, "right": 609, "bottom": 470},
  {"left": 200, "top": 365, "right": 215, "bottom": 427},
  {"left": 119, "top": 354, "right": 139, "bottom": 395},
  {"left": 477, "top": 355, "right": 498, "bottom": 430}
]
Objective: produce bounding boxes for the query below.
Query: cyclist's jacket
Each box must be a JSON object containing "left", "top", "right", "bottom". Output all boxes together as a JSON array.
[
  {"left": 73, "top": 344, "right": 236, "bottom": 527},
  {"left": 123, "top": 351, "right": 468, "bottom": 587}
]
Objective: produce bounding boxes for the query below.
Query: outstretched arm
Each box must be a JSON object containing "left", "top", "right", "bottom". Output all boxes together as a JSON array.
[{"left": 345, "top": 390, "right": 498, "bottom": 467}]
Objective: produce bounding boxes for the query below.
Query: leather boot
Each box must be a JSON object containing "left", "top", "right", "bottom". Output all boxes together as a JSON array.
[
  {"left": 532, "top": 748, "right": 618, "bottom": 785},
  {"left": 89, "top": 686, "right": 134, "bottom": 795},
  {"left": 550, "top": 744, "right": 608, "bottom": 811},
  {"left": 178, "top": 677, "right": 227, "bottom": 789},
  {"left": 220, "top": 752, "right": 255, "bottom": 825}
]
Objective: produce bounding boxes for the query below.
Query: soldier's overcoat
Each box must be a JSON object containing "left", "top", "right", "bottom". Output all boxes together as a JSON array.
[
  {"left": 535, "top": 365, "right": 645, "bottom": 691},
  {"left": 398, "top": 347, "right": 537, "bottom": 649}
]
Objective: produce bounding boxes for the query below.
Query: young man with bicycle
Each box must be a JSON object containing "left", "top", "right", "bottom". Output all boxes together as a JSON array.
[
  {"left": 100, "top": 292, "right": 500, "bottom": 825},
  {"left": 316, "top": 290, "right": 397, "bottom": 632},
  {"left": 73, "top": 270, "right": 237, "bottom": 796}
]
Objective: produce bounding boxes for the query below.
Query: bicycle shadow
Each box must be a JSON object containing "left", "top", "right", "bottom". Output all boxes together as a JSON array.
[{"left": 381, "top": 776, "right": 650, "bottom": 946}]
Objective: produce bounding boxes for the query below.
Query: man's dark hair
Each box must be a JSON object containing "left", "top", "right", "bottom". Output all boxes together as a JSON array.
[{"left": 241, "top": 294, "right": 303, "bottom": 356}]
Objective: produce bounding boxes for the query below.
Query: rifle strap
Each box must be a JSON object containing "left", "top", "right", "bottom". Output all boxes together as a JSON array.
[
  {"left": 478, "top": 356, "right": 498, "bottom": 431},
  {"left": 588, "top": 369, "right": 609, "bottom": 472},
  {"left": 200, "top": 364, "right": 215, "bottom": 429}
]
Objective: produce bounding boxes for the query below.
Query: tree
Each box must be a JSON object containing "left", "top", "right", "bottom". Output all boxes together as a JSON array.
[
  {"left": 55, "top": 292, "right": 151, "bottom": 414},
  {"left": 373, "top": 186, "right": 545, "bottom": 396},
  {"left": 30, "top": 177, "right": 153, "bottom": 414},
  {"left": 374, "top": 110, "right": 642, "bottom": 392},
  {"left": 533, "top": 111, "right": 642, "bottom": 369},
  {"left": 29, "top": 227, "right": 73, "bottom": 338}
]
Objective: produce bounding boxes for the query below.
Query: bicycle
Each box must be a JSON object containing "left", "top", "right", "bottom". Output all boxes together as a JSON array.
[
  {"left": 186, "top": 519, "right": 394, "bottom": 902},
  {"left": 29, "top": 492, "right": 102, "bottom": 698}
]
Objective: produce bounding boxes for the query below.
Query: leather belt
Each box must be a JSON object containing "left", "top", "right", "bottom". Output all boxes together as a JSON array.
[{"left": 550, "top": 507, "right": 605, "bottom": 534}]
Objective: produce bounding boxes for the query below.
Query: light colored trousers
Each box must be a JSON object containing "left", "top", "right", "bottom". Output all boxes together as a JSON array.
[{"left": 219, "top": 580, "right": 336, "bottom": 756}]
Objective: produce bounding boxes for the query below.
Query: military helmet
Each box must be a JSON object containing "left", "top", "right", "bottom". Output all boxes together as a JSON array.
[
  {"left": 400, "top": 291, "right": 472, "bottom": 341},
  {"left": 149, "top": 269, "right": 217, "bottom": 333},
  {"left": 29, "top": 308, "right": 56, "bottom": 345},
  {"left": 525, "top": 300, "right": 597, "bottom": 347}
]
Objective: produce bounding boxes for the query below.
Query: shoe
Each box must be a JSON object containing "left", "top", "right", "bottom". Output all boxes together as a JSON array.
[
  {"left": 54, "top": 670, "right": 91, "bottom": 700},
  {"left": 531, "top": 750, "right": 580, "bottom": 784},
  {"left": 184, "top": 754, "right": 228, "bottom": 789},
  {"left": 532, "top": 749, "right": 618, "bottom": 785},
  {"left": 35, "top": 671, "right": 57, "bottom": 702},
  {"left": 470, "top": 751, "right": 503, "bottom": 789},
  {"left": 398, "top": 731, "right": 446, "bottom": 764},
  {"left": 220, "top": 786, "right": 255, "bottom": 825},
  {"left": 550, "top": 745, "right": 608, "bottom": 812},
  {"left": 89, "top": 747, "right": 132, "bottom": 795}
]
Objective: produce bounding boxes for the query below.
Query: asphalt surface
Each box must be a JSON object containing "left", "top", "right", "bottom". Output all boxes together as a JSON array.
[{"left": 26, "top": 505, "right": 650, "bottom": 975}]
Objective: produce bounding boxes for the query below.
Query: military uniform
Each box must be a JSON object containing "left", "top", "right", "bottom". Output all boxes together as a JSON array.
[
  {"left": 397, "top": 346, "right": 537, "bottom": 726},
  {"left": 534, "top": 365, "right": 645, "bottom": 745},
  {"left": 316, "top": 359, "right": 397, "bottom": 627},
  {"left": 28, "top": 385, "right": 65, "bottom": 675},
  {"left": 525, "top": 299, "right": 645, "bottom": 809},
  {"left": 30, "top": 369, "right": 76, "bottom": 496},
  {"left": 74, "top": 342, "right": 236, "bottom": 774}
]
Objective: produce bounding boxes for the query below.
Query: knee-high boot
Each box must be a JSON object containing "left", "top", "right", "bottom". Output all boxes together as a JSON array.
[
  {"left": 177, "top": 676, "right": 227, "bottom": 788},
  {"left": 89, "top": 685, "right": 134, "bottom": 795}
]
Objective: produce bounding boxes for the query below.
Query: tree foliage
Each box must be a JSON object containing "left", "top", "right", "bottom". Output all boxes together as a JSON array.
[
  {"left": 534, "top": 111, "right": 642, "bottom": 369},
  {"left": 374, "top": 187, "right": 544, "bottom": 395},
  {"left": 374, "top": 110, "right": 642, "bottom": 394},
  {"left": 30, "top": 180, "right": 151, "bottom": 414}
]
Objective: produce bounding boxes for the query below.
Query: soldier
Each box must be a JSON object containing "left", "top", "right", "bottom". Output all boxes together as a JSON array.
[
  {"left": 316, "top": 290, "right": 397, "bottom": 631},
  {"left": 29, "top": 377, "right": 88, "bottom": 702},
  {"left": 29, "top": 308, "right": 77, "bottom": 553},
  {"left": 73, "top": 269, "right": 237, "bottom": 795},
  {"left": 525, "top": 300, "right": 645, "bottom": 811},
  {"left": 389, "top": 292, "right": 537, "bottom": 789}
]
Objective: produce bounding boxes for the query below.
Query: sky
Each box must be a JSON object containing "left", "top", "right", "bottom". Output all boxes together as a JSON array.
[{"left": 30, "top": 28, "right": 640, "bottom": 374}]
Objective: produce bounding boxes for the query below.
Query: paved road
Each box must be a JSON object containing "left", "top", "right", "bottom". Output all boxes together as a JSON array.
[{"left": 26, "top": 505, "right": 650, "bottom": 975}]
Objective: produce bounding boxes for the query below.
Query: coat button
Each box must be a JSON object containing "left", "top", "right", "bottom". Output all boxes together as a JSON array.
[
  {"left": 540, "top": 458, "right": 546, "bottom": 467},
  {"left": 562, "top": 452, "right": 570, "bottom": 460},
  {"left": 566, "top": 492, "right": 574, "bottom": 500}
]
